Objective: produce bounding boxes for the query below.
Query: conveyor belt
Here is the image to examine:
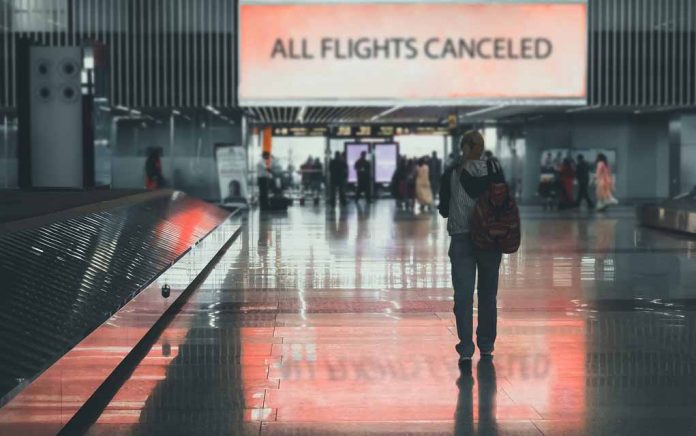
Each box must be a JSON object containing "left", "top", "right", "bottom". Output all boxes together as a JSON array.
[
  {"left": 0, "top": 191, "right": 229, "bottom": 404},
  {"left": 638, "top": 197, "right": 696, "bottom": 235}
]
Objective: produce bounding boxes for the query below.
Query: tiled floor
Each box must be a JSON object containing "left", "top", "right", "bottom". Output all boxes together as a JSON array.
[{"left": 89, "top": 201, "right": 696, "bottom": 435}]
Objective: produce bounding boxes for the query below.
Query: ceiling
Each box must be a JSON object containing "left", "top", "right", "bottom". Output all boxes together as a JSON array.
[
  {"left": 93, "top": 104, "right": 693, "bottom": 130},
  {"left": 240, "top": 104, "right": 693, "bottom": 127},
  {"left": 240, "top": 105, "right": 568, "bottom": 126}
]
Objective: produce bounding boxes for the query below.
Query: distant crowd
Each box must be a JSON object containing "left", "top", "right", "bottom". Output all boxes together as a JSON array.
[{"left": 539, "top": 152, "right": 617, "bottom": 211}]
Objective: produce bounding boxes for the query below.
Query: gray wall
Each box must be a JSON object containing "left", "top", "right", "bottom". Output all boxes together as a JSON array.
[{"left": 523, "top": 115, "right": 671, "bottom": 202}]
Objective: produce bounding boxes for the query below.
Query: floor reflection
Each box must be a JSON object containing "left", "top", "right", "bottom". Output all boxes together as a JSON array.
[
  {"left": 88, "top": 202, "right": 696, "bottom": 435},
  {"left": 455, "top": 358, "right": 498, "bottom": 436}
]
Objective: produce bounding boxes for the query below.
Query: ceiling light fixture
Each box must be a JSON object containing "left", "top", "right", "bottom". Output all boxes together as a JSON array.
[
  {"left": 464, "top": 105, "right": 506, "bottom": 117},
  {"left": 371, "top": 106, "right": 403, "bottom": 121},
  {"left": 297, "top": 106, "right": 307, "bottom": 124}
]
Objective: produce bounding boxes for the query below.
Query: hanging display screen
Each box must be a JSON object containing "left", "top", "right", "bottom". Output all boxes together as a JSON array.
[
  {"left": 239, "top": 1, "right": 587, "bottom": 105},
  {"left": 374, "top": 143, "right": 399, "bottom": 184},
  {"left": 345, "top": 143, "right": 370, "bottom": 184}
]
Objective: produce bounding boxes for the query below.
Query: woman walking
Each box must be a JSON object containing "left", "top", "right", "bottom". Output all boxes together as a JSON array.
[
  {"left": 595, "top": 153, "right": 617, "bottom": 211},
  {"left": 415, "top": 157, "right": 434, "bottom": 211}
]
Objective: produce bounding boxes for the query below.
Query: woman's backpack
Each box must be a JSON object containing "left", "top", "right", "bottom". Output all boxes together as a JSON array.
[{"left": 470, "top": 161, "right": 521, "bottom": 254}]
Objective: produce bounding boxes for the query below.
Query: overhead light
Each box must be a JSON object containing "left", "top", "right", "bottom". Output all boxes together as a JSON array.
[
  {"left": 115, "top": 105, "right": 129, "bottom": 112},
  {"left": 371, "top": 106, "right": 402, "bottom": 121},
  {"left": 130, "top": 109, "right": 141, "bottom": 116},
  {"left": 297, "top": 106, "right": 307, "bottom": 124},
  {"left": 83, "top": 53, "right": 94, "bottom": 70},
  {"left": 464, "top": 105, "right": 506, "bottom": 117},
  {"left": 205, "top": 105, "right": 220, "bottom": 116},
  {"left": 172, "top": 109, "right": 181, "bottom": 116}
]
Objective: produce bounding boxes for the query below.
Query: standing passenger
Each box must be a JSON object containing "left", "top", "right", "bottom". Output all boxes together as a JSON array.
[
  {"left": 429, "top": 151, "right": 442, "bottom": 199},
  {"left": 354, "top": 151, "right": 372, "bottom": 203},
  {"left": 391, "top": 158, "right": 410, "bottom": 210},
  {"left": 329, "top": 151, "right": 348, "bottom": 206},
  {"left": 438, "top": 131, "right": 505, "bottom": 366},
  {"left": 312, "top": 158, "right": 324, "bottom": 201},
  {"left": 300, "top": 156, "right": 313, "bottom": 195},
  {"left": 257, "top": 151, "right": 272, "bottom": 210},
  {"left": 558, "top": 158, "right": 576, "bottom": 209},
  {"left": 145, "top": 147, "right": 165, "bottom": 190},
  {"left": 406, "top": 158, "right": 417, "bottom": 209},
  {"left": 575, "top": 154, "right": 594, "bottom": 209}
]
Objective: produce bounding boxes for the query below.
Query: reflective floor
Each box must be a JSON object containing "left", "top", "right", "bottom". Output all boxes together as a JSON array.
[{"left": 88, "top": 201, "right": 696, "bottom": 435}]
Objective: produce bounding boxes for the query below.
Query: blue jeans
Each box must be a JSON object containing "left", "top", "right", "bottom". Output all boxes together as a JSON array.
[{"left": 449, "top": 234, "right": 502, "bottom": 358}]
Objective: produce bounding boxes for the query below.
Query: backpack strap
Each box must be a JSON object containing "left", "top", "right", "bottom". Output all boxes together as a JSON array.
[{"left": 487, "top": 158, "right": 505, "bottom": 184}]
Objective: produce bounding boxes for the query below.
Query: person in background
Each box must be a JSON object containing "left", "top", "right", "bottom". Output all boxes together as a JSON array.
[
  {"left": 553, "top": 151, "right": 564, "bottom": 172},
  {"left": 354, "top": 151, "right": 372, "bottom": 203},
  {"left": 406, "top": 158, "right": 417, "bottom": 210},
  {"left": 145, "top": 147, "right": 165, "bottom": 190},
  {"left": 312, "top": 158, "right": 324, "bottom": 200},
  {"left": 416, "top": 157, "right": 434, "bottom": 211},
  {"left": 542, "top": 152, "right": 554, "bottom": 173},
  {"left": 595, "top": 153, "right": 618, "bottom": 211},
  {"left": 391, "top": 157, "right": 409, "bottom": 210},
  {"left": 484, "top": 150, "right": 494, "bottom": 161},
  {"left": 329, "top": 151, "right": 348, "bottom": 206},
  {"left": 508, "top": 147, "right": 521, "bottom": 200},
  {"left": 429, "top": 151, "right": 442, "bottom": 199},
  {"left": 558, "top": 157, "right": 576, "bottom": 209},
  {"left": 257, "top": 151, "right": 273, "bottom": 210},
  {"left": 575, "top": 154, "right": 594, "bottom": 209},
  {"left": 300, "top": 156, "right": 314, "bottom": 195}
]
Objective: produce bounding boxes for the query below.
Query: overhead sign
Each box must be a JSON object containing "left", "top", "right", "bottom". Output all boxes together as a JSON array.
[
  {"left": 239, "top": 2, "right": 587, "bottom": 105},
  {"left": 272, "top": 126, "right": 328, "bottom": 137},
  {"left": 330, "top": 125, "right": 449, "bottom": 137}
]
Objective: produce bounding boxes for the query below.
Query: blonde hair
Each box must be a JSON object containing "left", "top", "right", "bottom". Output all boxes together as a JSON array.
[{"left": 459, "top": 130, "right": 485, "bottom": 158}]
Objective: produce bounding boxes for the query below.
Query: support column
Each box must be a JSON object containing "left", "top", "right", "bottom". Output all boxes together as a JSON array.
[
  {"left": 669, "top": 115, "right": 682, "bottom": 197},
  {"left": 17, "top": 42, "right": 94, "bottom": 188}
]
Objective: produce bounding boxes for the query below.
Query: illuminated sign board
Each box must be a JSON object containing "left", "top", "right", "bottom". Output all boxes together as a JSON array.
[
  {"left": 330, "top": 125, "right": 449, "bottom": 137},
  {"left": 374, "top": 143, "right": 399, "bottom": 184},
  {"left": 239, "top": 2, "right": 587, "bottom": 105},
  {"left": 272, "top": 126, "right": 328, "bottom": 137},
  {"left": 345, "top": 143, "right": 370, "bottom": 183}
]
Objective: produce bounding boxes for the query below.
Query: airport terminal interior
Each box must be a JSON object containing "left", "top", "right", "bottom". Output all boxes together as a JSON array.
[{"left": 1, "top": 0, "right": 696, "bottom": 435}]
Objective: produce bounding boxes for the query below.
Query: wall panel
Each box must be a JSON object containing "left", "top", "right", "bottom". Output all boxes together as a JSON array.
[{"left": 0, "top": 0, "right": 236, "bottom": 109}]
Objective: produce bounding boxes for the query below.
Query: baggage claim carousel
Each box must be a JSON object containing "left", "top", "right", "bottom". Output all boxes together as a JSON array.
[
  {"left": 638, "top": 189, "right": 696, "bottom": 235},
  {"left": 0, "top": 190, "right": 242, "bottom": 434}
]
